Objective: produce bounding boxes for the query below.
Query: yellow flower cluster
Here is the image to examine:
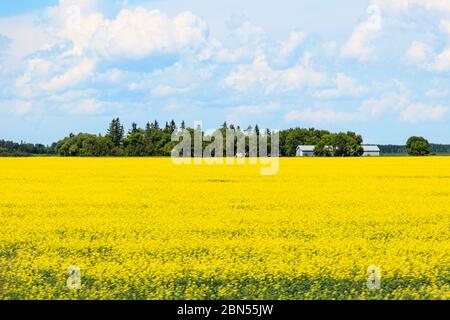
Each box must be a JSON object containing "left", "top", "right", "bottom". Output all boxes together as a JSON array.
[{"left": 0, "top": 157, "right": 448, "bottom": 300}]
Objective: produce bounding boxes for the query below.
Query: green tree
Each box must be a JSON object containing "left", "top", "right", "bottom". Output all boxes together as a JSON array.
[
  {"left": 123, "top": 132, "right": 145, "bottom": 156},
  {"left": 314, "top": 131, "right": 363, "bottom": 157},
  {"left": 129, "top": 122, "right": 139, "bottom": 134},
  {"left": 333, "top": 132, "right": 364, "bottom": 157},
  {"left": 406, "top": 136, "right": 430, "bottom": 156},
  {"left": 314, "top": 134, "right": 335, "bottom": 157},
  {"left": 107, "top": 118, "right": 124, "bottom": 147}
]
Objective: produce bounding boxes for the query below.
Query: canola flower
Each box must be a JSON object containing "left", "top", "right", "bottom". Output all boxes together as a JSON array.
[{"left": 0, "top": 157, "right": 448, "bottom": 300}]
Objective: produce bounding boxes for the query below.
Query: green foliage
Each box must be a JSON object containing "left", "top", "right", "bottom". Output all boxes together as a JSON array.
[
  {"left": 55, "top": 119, "right": 177, "bottom": 157},
  {"left": 314, "top": 131, "right": 364, "bottom": 157},
  {"left": 406, "top": 136, "right": 430, "bottom": 156},
  {"left": 56, "top": 133, "right": 113, "bottom": 157},
  {"left": 123, "top": 132, "right": 145, "bottom": 156},
  {"left": 280, "top": 128, "right": 330, "bottom": 156},
  {"left": 5, "top": 117, "right": 436, "bottom": 158},
  {"left": 0, "top": 139, "right": 54, "bottom": 156},
  {"left": 107, "top": 118, "right": 124, "bottom": 147}
]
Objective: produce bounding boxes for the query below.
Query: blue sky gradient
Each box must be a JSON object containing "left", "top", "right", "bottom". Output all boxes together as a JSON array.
[{"left": 0, "top": 0, "right": 449, "bottom": 144}]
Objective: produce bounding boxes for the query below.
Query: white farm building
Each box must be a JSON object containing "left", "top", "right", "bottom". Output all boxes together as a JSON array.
[
  {"left": 296, "top": 145, "right": 315, "bottom": 157},
  {"left": 362, "top": 145, "right": 381, "bottom": 156},
  {"left": 296, "top": 145, "right": 380, "bottom": 157}
]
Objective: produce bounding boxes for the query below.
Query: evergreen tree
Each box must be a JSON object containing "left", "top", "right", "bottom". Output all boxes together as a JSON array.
[
  {"left": 107, "top": 118, "right": 124, "bottom": 147},
  {"left": 130, "top": 122, "right": 139, "bottom": 134},
  {"left": 169, "top": 120, "right": 177, "bottom": 132}
]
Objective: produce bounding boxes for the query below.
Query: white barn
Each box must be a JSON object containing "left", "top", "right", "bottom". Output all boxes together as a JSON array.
[
  {"left": 362, "top": 145, "right": 381, "bottom": 156},
  {"left": 296, "top": 145, "right": 381, "bottom": 157},
  {"left": 296, "top": 145, "right": 315, "bottom": 157}
]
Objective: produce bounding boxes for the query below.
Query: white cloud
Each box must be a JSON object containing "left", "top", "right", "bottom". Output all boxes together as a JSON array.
[
  {"left": 439, "top": 20, "right": 450, "bottom": 34},
  {"left": 90, "top": 8, "right": 208, "bottom": 60},
  {"left": 0, "top": 15, "right": 55, "bottom": 63},
  {"left": 0, "top": 100, "right": 32, "bottom": 115},
  {"left": 152, "top": 85, "right": 190, "bottom": 96},
  {"left": 284, "top": 108, "right": 357, "bottom": 123},
  {"left": 94, "top": 69, "right": 123, "bottom": 83},
  {"left": 359, "top": 92, "right": 408, "bottom": 118},
  {"left": 226, "top": 101, "right": 280, "bottom": 125},
  {"left": 400, "top": 103, "right": 448, "bottom": 123},
  {"left": 224, "top": 51, "right": 326, "bottom": 93},
  {"left": 405, "top": 41, "right": 450, "bottom": 73},
  {"left": 341, "top": 6, "right": 382, "bottom": 60},
  {"left": 428, "top": 47, "right": 450, "bottom": 72},
  {"left": 405, "top": 41, "right": 431, "bottom": 62},
  {"left": 315, "top": 73, "right": 367, "bottom": 99},
  {"left": 426, "top": 88, "right": 449, "bottom": 98},
  {"left": 46, "top": 89, "right": 98, "bottom": 103},
  {"left": 40, "top": 58, "right": 96, "bottom": 92},
  {"left": 69, "top": 98, "right": 102, "bottom": 115},
  {"left": 197, "top": 38, "right": 251, "bottom": 63},
  {"left": 225, "top": 15, "right": 265, "bottom": 44},
  {"left": 229, "top": 101, "right": 280, "bottom": 116},
  {"left": 41, "top": 3, "right": 209, "bottom": 60},
  {"left": 279, "top": 31, "right": 307, "bottom": 57},
  {"left": 372, "top": 0, "right": 450, "bottom": 13},
  {"left": 233, "top": 21, "right": 264, "bottom": 44}
]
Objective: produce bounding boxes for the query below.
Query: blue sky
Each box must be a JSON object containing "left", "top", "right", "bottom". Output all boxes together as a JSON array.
[{"left": 0, "top": 0, "right": 450, "bottom": 144}]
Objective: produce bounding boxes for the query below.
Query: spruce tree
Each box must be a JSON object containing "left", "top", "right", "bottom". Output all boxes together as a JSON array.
[{"left": 107, "top": 118, "right": 124, "bottom": 147}]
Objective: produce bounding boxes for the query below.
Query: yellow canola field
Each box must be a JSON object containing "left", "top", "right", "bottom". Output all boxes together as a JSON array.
[{"left": 0, "top": 157, "right": 448, "bottom": 300}]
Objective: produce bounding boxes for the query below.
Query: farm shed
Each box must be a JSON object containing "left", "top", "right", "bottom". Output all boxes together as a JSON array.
[{"left": 296, "top": 145, "right": 381, "bottom": 157}]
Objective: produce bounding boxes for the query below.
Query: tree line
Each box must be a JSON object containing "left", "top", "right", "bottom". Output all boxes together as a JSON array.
[
  {"left": 380, "top": 142, "right": 450, "bottom": 155},
  {"left": 0, "top": 140, "right": 55, "bottom": 157},
  {"left": 53, "top": 118, "right": 367, "bottom": 157},
  {"left": 1, "top": 118, "right": 447, "bottom": 157}
]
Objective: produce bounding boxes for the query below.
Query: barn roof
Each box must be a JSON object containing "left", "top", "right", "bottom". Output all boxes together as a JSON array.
[
  {"left": 297, "top": 145, "right": 380, "bottom": 152},
  {"left": 297, "top": 145, "right": 315, "bottom": 152},
  {"left": 363, "top": 145, "right": 380, "bottom": 152}
]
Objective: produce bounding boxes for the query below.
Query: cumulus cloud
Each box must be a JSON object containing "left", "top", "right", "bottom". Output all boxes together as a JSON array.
[
  {"left": 197, "top": 38, "right": 252, "bottom": 63},
  {"left": 0, "top": 15, "right": 55, "bottom": 63},
  {"left": 284, "top": 108, "right": 357, "bottom": 123},
  {"left": 226, "top": 16, "right": 264, "bottom": 44},
  {"left": 372, "top": 0, "right": 450, "bottom": 13},
  {"left": 428, "top": 48, "right": 450, "bottom": 72},
  {"left": 224, "top": 51, "right": 326, "bottom": 93},
  {"left": 405, "top": 41, "right": 432, "bottom": 62},
  {"left": 33, "top": 3, "right": 209, "bottom": 61},
  {"left": 315, "top": 73, "right": 367, "bottom": 99},
  {"left": 40, "top": 58, "right": 96, "bottom": 92},
  {"left": 439, "top": 20, "right": 450, "bottom": 35},
  {"left": 359, "top": 92, "right": 408, "bottom": 118},
  {"left": 226, "top": 101, "right": 280, "bottom": 124},
  {"left": 69, "top": 98, "right": 103, "bottom": 115},
  {"left": 426, "top": 88, "right": 449, "bottom": 98},
  {"left": 88, "top": 8, "right": 208, "bottom": 60},
  {"left": 405, "top": 41, "right": 450, "bottom": 73},
  {"left": 279, "top": 31, "right": 307, "bottom": 57},
  {"left": 400, "top": 103, "right": 448, "bottom": 123},
  {"left": 341, "top": 5, "right": 382, "bottom": 60},
  {"left": 0, "top": 100, "right": 32, "bottom": 115},
  {"left": 152, "top": 85, "right": 191, "bottom": 96}
]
